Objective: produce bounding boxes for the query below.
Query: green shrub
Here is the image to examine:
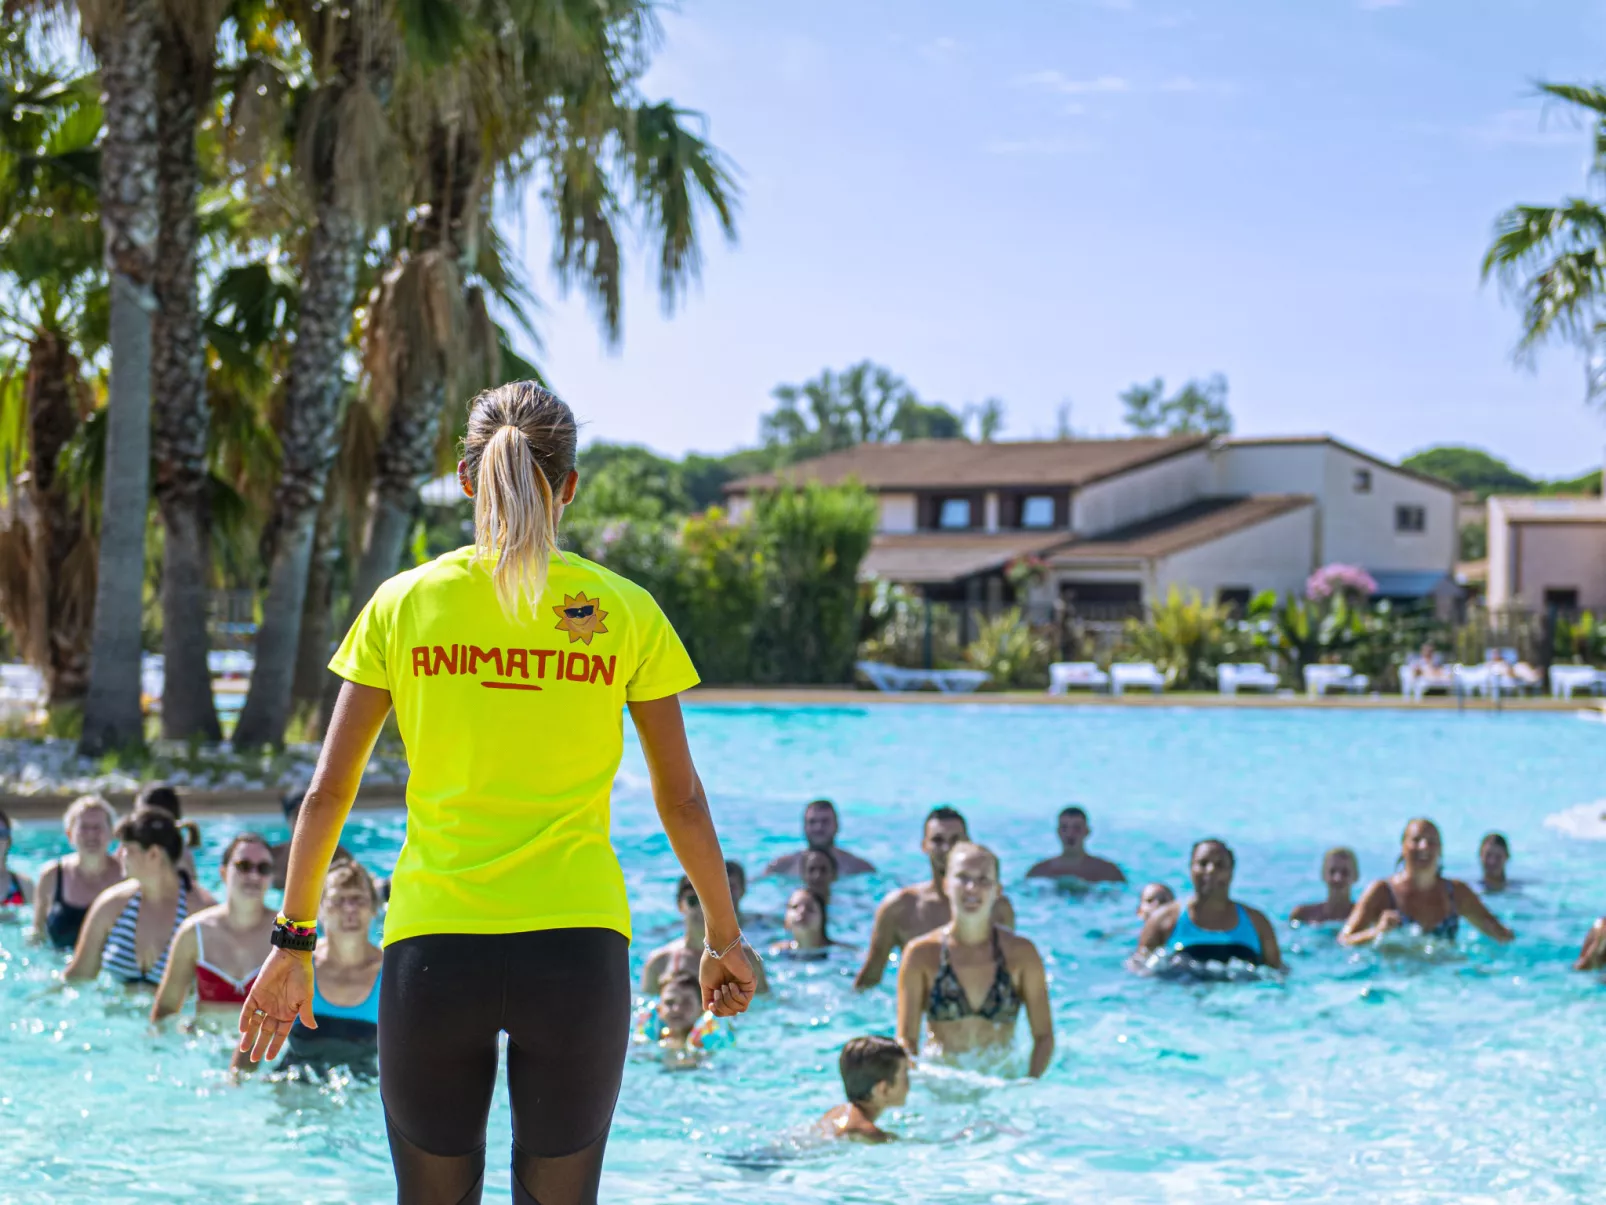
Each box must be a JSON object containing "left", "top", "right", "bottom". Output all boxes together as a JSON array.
[
  {"left": 1121, "top": 587, "right": 1227, "bottom": 689},
  {"left": 964, "top": 608, "right": 1052, "bottom": 689}
]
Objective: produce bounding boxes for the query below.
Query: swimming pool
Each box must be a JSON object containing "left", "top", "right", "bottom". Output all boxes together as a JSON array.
[{"left": 3, "top": 703, "right": 1605, "bottom": 1203}]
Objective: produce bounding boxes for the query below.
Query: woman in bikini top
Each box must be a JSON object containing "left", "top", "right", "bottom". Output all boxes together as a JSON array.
[
  {"left": 1340, "top": 818, "right": 1514, "bottom": 948},
  {"left": 897, "top": 842, "right": 1055, "bottom": 1077},
  {"left": 152, "top": 833, "right": 276, "bottom": 1024}
]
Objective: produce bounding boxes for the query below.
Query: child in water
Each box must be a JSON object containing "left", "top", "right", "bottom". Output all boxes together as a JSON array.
[
  {"left": 817, "top": 1036, "right": 910, "bottom": 1142},
  {"left": 636, "top": 971, "right": 731, "bottom": 1065}
]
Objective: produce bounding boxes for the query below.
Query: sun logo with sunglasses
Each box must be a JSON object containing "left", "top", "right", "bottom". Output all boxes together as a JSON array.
[{"left": 553, "top": 592, "right": 609, "bottom": 644}]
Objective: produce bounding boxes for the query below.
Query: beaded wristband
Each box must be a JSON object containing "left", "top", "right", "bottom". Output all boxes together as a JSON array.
[{"left": 275, "top": 912, "right": 317, "bottom": 935}]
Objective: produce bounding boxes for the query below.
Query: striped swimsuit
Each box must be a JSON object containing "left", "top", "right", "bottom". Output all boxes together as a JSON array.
[{"left": 103, "top": 887, "right": 189, "bottom": 985}]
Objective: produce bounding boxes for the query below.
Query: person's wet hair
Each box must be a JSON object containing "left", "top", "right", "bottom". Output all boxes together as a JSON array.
[
  {"left": 1191, "top": 837, "right": 1234, "bottom": 865},
  {"left": 946, "top": 840, "right": 1000, "bottom": 880},
  {"left": 923, "top": 805, "right": 967, "bottom": 835},
  {"left": 281, "top": 788, "right": 307, "bottom": 818},
  {"left": 660, "top": 970, "right": 701, "bottom": 999},
  {"left": 136, "top": 784, "right": 199, "bottom": 848},
  {"left": 802, "top": 847, "right": 838, "bottom": 876},
  {"left": 675, "top": 875, "right": 699, "bottom": 908},
  {"left": 839, "top": 1036, "right": 907, "bottom": 1105},
  {"left": 724, "top": 859, "right": 746, "bottom": 892},
  {"left": 221, "top": 832, "right": 272, "bottom": 868},
  {"left": 63, "top": 794, "right": 116, "bottom": 836},
  {"left": 1322, "top": 846, "right": 1358, "bottom": 875},
  {"left": 805, "top": 798, "right": 838, "bottom": 817},
  {"left": 0, "top": 803, "right": 10, "bottom": 838},
  {"left": 1059, "top": 805, "right": 1088, "bottom": 824},
  {"left": 116, "top": 809, "right": 185, "bottom": 866},
  {"left": 1481, "top": 832, "right": 1510, "bottom": 856}
]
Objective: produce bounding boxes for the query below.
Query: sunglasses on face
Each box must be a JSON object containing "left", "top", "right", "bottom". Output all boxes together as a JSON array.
[
  {"left": 563, "top": 604, "right": 595, "bottom": 619},
  {"left": 231, "top": 858, "right": 273, "bottom": 876}
]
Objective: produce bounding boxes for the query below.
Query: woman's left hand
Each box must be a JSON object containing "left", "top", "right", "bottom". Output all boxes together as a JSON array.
[{"left": 237, "top": 948, "right": 315, "bottom": 1064}]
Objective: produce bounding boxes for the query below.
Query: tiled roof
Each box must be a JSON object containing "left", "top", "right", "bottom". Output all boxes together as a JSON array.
[
  {"left": 726, "top": 436, "right": 1209, "bottom": 493},
  {"left": 1049, "top": 495, "right": 1314, "bottom": 563},
  {"left": 860, "top": 530, "right": 1078, "bottom": 584}
]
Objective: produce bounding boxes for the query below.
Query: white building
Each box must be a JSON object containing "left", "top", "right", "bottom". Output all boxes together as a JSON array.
[
  {"left": 1487, "top": 495, "right": 1606, "bottom": 612},
  {"left": 724, "top": 433, "right": 1457, "bottom": 612}
]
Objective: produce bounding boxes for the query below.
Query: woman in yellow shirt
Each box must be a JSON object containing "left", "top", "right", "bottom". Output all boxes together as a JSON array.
[{"left": 237, "top": 382, "right": 756, "bottom": 1205}]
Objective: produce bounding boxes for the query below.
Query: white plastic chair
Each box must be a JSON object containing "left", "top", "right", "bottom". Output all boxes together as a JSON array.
[
  {"left": 855, "top": 661, "right": 932, "bottom": 693},
  {"left": 1110, "top": 662, "right": 1166, "bottom": 696},
  {"left": 1550, "top": 664, "right": 1605, "bottom": 699},
  {"left": 1303, "top": 664, "right": 1369, "bottom": 697},
  {"left": 1216, "top": 663, "right": 1279, "bottom": 695},
  {"left": 1047, "top": 662, "right": 1111, "bottom": 695}
]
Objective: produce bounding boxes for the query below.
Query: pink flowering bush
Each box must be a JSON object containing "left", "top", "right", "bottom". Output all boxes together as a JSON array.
[{"left": 1305, "top": 563, "right": 1378, "bottom": 601}]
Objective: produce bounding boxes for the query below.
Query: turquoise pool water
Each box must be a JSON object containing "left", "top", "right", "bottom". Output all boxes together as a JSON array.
[{"left": 4, "top": 704, "right": 1606, "bottom": 1203}]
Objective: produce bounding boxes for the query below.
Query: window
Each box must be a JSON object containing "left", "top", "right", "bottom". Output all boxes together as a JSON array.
[
  {"left": 1217, "top": 586, "right": 1252, "bottom": 614},
  {"left": 1544, "top": 587, "right": 1580, "bottom": 612},
  {"left": 1020, "top": 495, "right": 1056, "bottom": 529},
  {"left": 1395, "top": 504, "right": 1426, "bottom": 534},
  {"left": 1353, "top": 468, "right": 1372, "bottom": 494},
  {"left": 937, "top": 498, "right": 972, "bottom": 529}
]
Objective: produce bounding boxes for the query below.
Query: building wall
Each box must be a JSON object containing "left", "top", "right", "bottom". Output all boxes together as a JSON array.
[
  {"left": 1214, "top": 442, "right": 1455, "bottom": 574},
  {"left": 1505, "top": 523, "right": 1606, "bottom": 609},
  {"left": 879, "top": 492, "right": 918, "bottom": 533},
  {"left": 1487, "top": 502, "right": 1514, "bottom": 608},
  {"left": 1153, "top": 504, "right": 1317, "bottom": 602},
  {"left": 726, "top": 494, "right": 752, "bottom": 522},
  {"left": 1072, "top": 447, "right": 1211, "bottom": 536}
]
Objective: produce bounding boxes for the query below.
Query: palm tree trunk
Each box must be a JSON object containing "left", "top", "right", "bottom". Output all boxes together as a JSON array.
[
  {"left": 24, "top": 332, "right": 94, "bottom": 704},
  {"left": 151, "top": 25, "right": 220, "bottom": 742},
  {"left": 291, "top": 478, "right": 342, "bottom": 721},
  {"left": 79, "top": 0, "right": 161, "bottom": 756},
  {"left": 231, "top": 194, "right": 364, "bottom": 749}
]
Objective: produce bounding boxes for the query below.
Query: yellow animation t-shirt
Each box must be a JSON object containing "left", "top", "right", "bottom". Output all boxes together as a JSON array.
[{"left": 328, "top": 546, "right": 700, "bottom": 946}]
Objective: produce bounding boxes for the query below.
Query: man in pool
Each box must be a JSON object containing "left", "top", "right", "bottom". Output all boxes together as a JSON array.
[
  {"left": 1478, "top": 833, "right": 1510, "bottom": 893},
  {"left": 1026, "top": 806, "right": 1126, "bottom": 883},
  {"left": 801, "top": 847, "right": 838, "bottom": 903},
  {"left": 854, "top": 806, "right": 1015, "bottom": 989},
  {"left": 817, "top": 1036, "right": 909, "bottom": 1142},
  {"left": 642, "top": 875, "right": 768, "bottom": 996},
  {"left": 765, "top": 799, "right": 876, "bottom": 877}
]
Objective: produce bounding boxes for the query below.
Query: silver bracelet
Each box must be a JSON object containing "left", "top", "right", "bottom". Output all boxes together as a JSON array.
[{"left": 704, "top": 931, "right": 745, "bottom": 959}]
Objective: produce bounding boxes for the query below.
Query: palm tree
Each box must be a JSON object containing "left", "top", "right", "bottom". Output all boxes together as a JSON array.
[
  {"left": 1484, "top": 84, "right": 1606, "bottom": 402},
  {"left": 0, "top": 44, "right": 103, "bottom": 706},
  {"left": 76, "top": 0, "right": 162, "bottom": 755},
  {"left": 231, "top": 0, "right": 414, "bottom": 748},
  {"left": 150, "top": 1, "right": 229, "bottom": 742}
]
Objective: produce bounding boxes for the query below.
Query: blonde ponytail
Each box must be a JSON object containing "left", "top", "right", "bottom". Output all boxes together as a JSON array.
[{"left": 461, "top": 382, "right": 579, "bottom": 618}]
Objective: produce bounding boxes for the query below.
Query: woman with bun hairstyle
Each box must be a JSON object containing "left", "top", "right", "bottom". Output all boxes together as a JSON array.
[{"left": 237, "top": 382, "right": 755, "bottom": 1205}]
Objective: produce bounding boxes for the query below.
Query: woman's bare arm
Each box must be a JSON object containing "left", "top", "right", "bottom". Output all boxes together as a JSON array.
[
  {"left": 151, "top": 919, "right": 200, "bottom": 1022},
  {"left": 1338, "top": 881, "right": 1397, "bottom": 947},
  {"left": 1016, "top": 939, "right": 1054, "bottom": 1077},
  {"left": 1451, "top": 880, "right": 1513, "bottom": 943},
  {"left": 628, "top": 695, "right": 755, "bottom": 1016},
  {"left": 63, "top": 882, "right": 133, "bottom": 981},
  {"left": 1248, "top": 907, "right": 1284, "bottom": 971},
  {"left": 1136, "top": 901, "right": 1180, "bottom": 959},
  {"left": 30, "top": 861, "right": 57, "bottom": 941},
  {"left": 895, "top": 941, "right": 932, "bottom": 1058}
]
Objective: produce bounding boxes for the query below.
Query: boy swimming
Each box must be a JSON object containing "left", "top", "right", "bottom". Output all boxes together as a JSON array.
[{"left": 817, "top": 1036, "right": 910, "bottom": 1142}]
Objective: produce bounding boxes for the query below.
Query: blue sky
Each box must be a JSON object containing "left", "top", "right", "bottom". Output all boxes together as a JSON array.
[{"left": 510, "top": 0, "right": 1606, "bottom": 476}]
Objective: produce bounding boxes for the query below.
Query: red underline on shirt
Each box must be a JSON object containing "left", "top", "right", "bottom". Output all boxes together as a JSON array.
[{"left": 480, "top": 682, "right": 543, "bottom": 691}]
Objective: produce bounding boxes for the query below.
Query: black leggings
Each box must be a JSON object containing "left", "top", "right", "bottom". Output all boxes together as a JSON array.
[{"left": 379, "top": 928, "right": 632, "bottom": 1205}]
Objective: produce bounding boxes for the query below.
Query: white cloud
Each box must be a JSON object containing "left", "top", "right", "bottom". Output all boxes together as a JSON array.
[{"left": 1018, "top": 70, "right": 1131, "bottom": 95}]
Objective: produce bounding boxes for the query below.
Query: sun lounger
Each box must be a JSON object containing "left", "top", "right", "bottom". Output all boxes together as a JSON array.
[
  {"left": 1047, "top": 661, "right": 1111, "bottom": 695},
  {"left": 1550, "top": 664, "right": 1606, "bottom": 699},
  {"left": 1303, "top": 664, "right": 1369, "bottom": 697},
  {"left": 1216, "top": 663, "right": 1280, "bottom": 695},
  {"left": 931, "top": 669, "right": 990, "bottom": 694},
  {"left": 1400, "top": 661, "right": 1453, "bottom": 702},
  {"left": 855, "top": 661, "right": 931, "bottom": 692},
  {"left": 1110, "top": 662, "right": 1166, "bottom": 696}
]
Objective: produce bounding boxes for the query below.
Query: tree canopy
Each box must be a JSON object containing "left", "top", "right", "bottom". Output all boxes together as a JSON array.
[{"left": 1120, "top": 374, "right": 1232, "bottom": 436}]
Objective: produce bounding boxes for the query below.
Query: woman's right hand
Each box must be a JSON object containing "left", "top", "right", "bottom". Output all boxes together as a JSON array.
[
  {"left": 1375, "top": 910, "right": 1404, "bottom": 937},
  {"left": 237, "top": 948, "right": 316, "bottom": 1063},
  {"left": 700, "top": 944, "right": 757, "bottom": 1017}
]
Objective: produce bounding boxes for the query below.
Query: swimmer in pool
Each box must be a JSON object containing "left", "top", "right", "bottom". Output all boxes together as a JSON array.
[
  {"left": 764, "top": 799, "right": 876, "bottom": 877},
  {"left": 770, "top": 888, "right": 838, "bottom": 957},
  {"left": 1136, "top": 882, "right": 1174, "bottom": 923},
  {"left": 817, "top": 1036, "right": 909, "bottom": 1142},
  {"left": 1137, "top": 839, "right": 1284, "bottom": 970},
  {"left": 1478, "top": 832, "right": 1510, "bottom": 894},
  {"left": 641, "top": 876, "right": 768, "bottom": 996},
  {"left": 151, "top": 832, "right": 276, "bottom": 1024},
  {"left": 66, "top": 809, "right": 193, "bottom": 986},
  {"left": 1289, "top": 846, "right": 1359, "bottom": 926},
  {"left": 32, "top": 795, "right": 124, "bottom": 950},
  {"left": 800, "top": 847, "right": 838, "bottom": 903},
  {"left": 855, "top": 807, "right": 1016, "bottom": 990},
  {"left": 897, "top": 843, "right": 1054, "bottom": 1077},
  {"left": 133, "top": 785, "right": 215, "bottom": 909},
  {"left": 1339, "top": 818, "right": 1512, "bottom": 947},
  {"left": 1026, "top": 806, "right": 1126, "bottom": 883},
  {"left": 652, "top": 971, "right": 713, "bottom": 1054},
  {"left": 0, "top": 805, "right": 35, "bottom": 912},
  {"left": 277, "top": 861, "right": 385, "bottom": 1077}
]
